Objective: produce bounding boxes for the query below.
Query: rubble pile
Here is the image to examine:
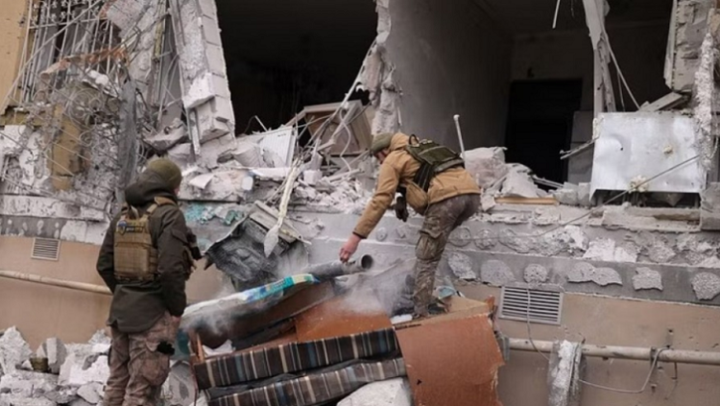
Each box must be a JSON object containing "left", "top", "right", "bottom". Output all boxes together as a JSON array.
[
  {"left": 165, "top": 258, "right": 504, "bottom": 406},
  {"left": 0, "top": 328, "right": 197, "bottom": 406}
]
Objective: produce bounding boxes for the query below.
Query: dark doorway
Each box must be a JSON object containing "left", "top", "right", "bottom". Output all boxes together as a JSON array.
[{"left": 504, "top": 80, "right": 583, "bottom": 183}]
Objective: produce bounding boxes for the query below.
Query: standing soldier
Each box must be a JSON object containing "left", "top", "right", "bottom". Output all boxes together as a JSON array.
[
  {"left": 97, "top": 158, "right": 197, "bottom": 406},
  {"left": 339, "top": 133, "right": 481, "bottom": 318}
]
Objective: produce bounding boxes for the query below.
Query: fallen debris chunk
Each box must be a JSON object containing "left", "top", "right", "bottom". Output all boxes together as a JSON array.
[
  {"left": 230, "top": 142, "right": 263, "bottom": 167},
  {"left": 553, "top": 183, "right": 580, "bottom": 206},
  {"left": 58, "top": 346, "right": 109, "bottom": 387},
  {"left": 145, "top": 120, "right": 188, "bottom": 153},
  {"left": 500, "top": 164, "right": 547, "bottom": 198},
  {"left": 463, "top": 147, "right": 508, "bottom": 188},
  {"left": 76, "top": 382, "right": 103, "bottom": 404},
  {"left": 0, "top": 327, "right": 32, "bottom": 376},
  {"left": 337, "top": 378, "right": 412, "bottom": 406},
  {"left": 36, "top": 338, "right": 67, "bottom": 375},
  {"left": 639, "top": 92, "right": 689, "bottom": 112}
]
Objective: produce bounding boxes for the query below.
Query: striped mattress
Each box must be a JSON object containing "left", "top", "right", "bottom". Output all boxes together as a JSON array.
[{"left": 193, "top": 327, "right": 401, "bottom": 390}]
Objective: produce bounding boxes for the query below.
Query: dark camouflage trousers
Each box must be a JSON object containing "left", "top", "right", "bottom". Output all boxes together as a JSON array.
[
  {"left": 105, "top": 313, "right": 178, "bottom": 406},
  {"left": 413, "top": 194, "right": 480, "bottom": 317}
]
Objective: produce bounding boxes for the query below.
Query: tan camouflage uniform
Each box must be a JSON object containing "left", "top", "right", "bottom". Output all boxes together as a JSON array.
[
  {"left": 413, "top": 194, "right": 480, "bottom": 317},
  {"left": 352, "top": 133, "right": 481, "bottom": 318},
  {"left": 104, "top": 313, "right": 177, "bottom": 406}
]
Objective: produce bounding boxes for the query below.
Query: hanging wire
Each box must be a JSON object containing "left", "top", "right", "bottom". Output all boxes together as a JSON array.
[{"left": 524, "top": 287, "right": 667, "bottom": 394}]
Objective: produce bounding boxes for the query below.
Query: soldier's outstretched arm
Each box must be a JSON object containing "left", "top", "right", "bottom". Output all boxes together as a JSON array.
[
  {"left": 156, "top": 208, "right": 189, "bottom": 317},
  {"left": 96, "top": 218, "right": 118, "bottom": 292}
]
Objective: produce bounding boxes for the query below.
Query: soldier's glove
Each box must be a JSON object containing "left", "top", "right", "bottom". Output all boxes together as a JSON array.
[
  {"left": 187, "top": 232, "right": 203, "bottom": 261},
  {"left": 394, "top": 195, "right": 409, "bottom": 222}
]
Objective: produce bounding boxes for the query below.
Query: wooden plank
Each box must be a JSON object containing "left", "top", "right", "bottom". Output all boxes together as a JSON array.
[{"left": 495, "top": 197, "right": 558, "bottom": 205}]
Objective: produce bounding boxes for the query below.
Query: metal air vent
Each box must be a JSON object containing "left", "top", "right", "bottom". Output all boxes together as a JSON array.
[
  {"left": 499, "top": 287, "right": 562, "bottom": 325},
  {"left": 31, "top": 238, "right": 61, "bottom": 261}
]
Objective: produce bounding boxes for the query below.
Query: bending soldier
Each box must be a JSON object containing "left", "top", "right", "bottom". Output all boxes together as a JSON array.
[
  {"left": 97, "top": 158, "right": 197, "bottom": 406},
  {"left": 339, "top": 133, "right": 481, "bottom": 318}
]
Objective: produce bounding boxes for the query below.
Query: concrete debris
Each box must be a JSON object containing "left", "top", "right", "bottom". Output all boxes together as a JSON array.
[
  {"left": 296, "top": 179, "right": 371, "bottom": 214},
  {"left": 164, "top": 362, "right": 196, "bottom": 406},
  {"left": 58, "top": 348, "right": 109, "bottom": 387},
  {"left": 499, "top": 164, "right": 547, "bottom": 199},
  {"left": 694, "top": 33, "right": 717, "bottom": 171},
  {"left": 567, "top": 262, "right": 622, "bottom": 287},
  {"left": 303, "top": 170, "right": 323, "bottom": 186},
  {"left": 0, "top": 327, "right": 31, "bottom": 376},
  {"left": 0, "top": 395, "right": 56, "bottom": 406},
  {"left": 577, "top": 183, "right": 591, "bottom": 207},
  {"left": 87, "top": 331, "right": 111, "bottom": 346},
  {"left": 36, "top": 338, "right": 68, "bottom": 374},
  {"left": 547, "top": 341, "right": 583, "bottom": 406},
  {"left": 691, "top": 272, "right": 720, "bottom": 301},
  {"left": 448, "top": 252, "right": 477, "bottom": 281},
  {"left": 146, "top": 121, "right": 188, "bottom": 153},
  {"left": 76, "top": 383, "right": 103, "bottom": 404},
  {"left": 0, "top": 327, "right": 192, "bottom": 406},
  {"left": 229, "top": 142, "right": 265, "bottom": 167},
  {"left": 583, "top": 238, "right": 638, "bottom": 263},
  {"left": 648, "top": 239, "right": 676, "bottom": 264},
  {"left": 337, "top": 378, "right": 412, "bottom": 406},
  {"left": 632, "top": 268, "right": 664, "bottom": 291},
  {"left": 168, "top": 143, "right": 194, "bottom": 165},
  {"left": 463, "top": 147, "right": 508, "bottom": 189}
]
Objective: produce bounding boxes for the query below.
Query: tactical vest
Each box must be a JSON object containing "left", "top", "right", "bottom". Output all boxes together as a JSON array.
[
  {"left": 113, "top": 197, "right": 176, "bottom": 282},
  {"left": 405, "top": 135, "right": 465, "bottom": 192}
]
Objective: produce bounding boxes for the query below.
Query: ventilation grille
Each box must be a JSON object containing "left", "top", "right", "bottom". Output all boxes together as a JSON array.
[
  {"left": 499, "top": 287, "right": 562, "bottom": 325},
  {"left": 31, "top": 238, "right": 61, "bottom": 261}
]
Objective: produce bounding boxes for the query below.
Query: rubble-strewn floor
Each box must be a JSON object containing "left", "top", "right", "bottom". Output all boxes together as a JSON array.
[{"left": 0, "top": 327, "right": 199, "bottom": 406}]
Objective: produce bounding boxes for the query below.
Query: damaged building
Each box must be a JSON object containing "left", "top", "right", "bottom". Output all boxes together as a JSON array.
[{"left": 2, "top": 0, "right": 720, "bottom": 405}]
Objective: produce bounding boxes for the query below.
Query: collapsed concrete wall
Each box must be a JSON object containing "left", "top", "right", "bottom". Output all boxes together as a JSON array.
[{"left": 364, "top": 0, "right": 513, "bottom": 149}]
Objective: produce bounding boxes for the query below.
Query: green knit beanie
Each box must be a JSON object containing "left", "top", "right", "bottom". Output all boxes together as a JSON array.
[
  {"left": 146, "top": 158, "right": 182, "bottom": 190},
  {"left": 369, "top": 133, "right": 394, "bottom": 155}
]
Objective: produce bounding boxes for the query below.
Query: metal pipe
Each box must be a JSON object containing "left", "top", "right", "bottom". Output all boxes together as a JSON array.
[
  {"left": 303, "top": 255, "right": 374, "bottom": 281},
  {"left": 453, "top": 114, "right": 467, "bottom": 160},
  {"left": 509, "top": 338, "right": 720, "bottom": 366},
  {"left": 0, "top": 270, "right": 111, "bottom": 296}
]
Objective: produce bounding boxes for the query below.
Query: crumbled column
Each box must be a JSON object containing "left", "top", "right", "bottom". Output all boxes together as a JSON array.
[
  {"left": 547, "top": 341, "right": 584, "bottom": 406},
  {"left": 173, "top": 0, "right": 235, "bottom": 143}
]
